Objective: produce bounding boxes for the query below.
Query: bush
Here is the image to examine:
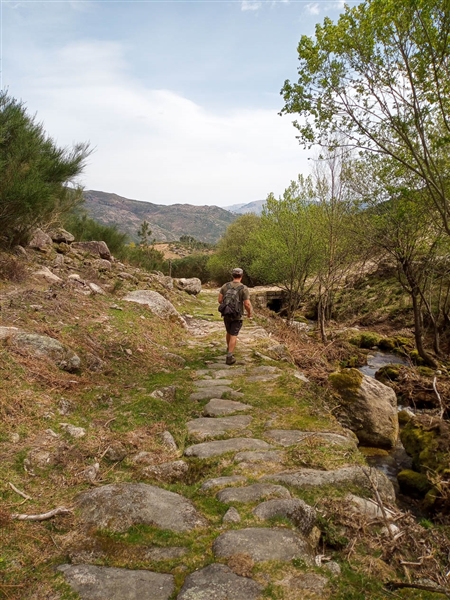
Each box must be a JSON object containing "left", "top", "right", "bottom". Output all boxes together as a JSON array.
[
  {"left": 0, "top": 92, "right": 90, "bottom": 248},
  {"left": 0, "top": 254, "right": 27, "bottom": 282},
  {"left": 171, "top": 254, "right": 210, "bottom": 283},
  {"left": 63, "top": 212, "right": 128, "bottom": 254},
  {"left": 118, "top": 245, "right": 165, "bottom": 272}
]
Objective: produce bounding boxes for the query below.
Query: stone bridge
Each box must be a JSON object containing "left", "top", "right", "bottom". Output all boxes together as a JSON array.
[{"left": 249, "top": 286, "right": 287, "bottom": 313}]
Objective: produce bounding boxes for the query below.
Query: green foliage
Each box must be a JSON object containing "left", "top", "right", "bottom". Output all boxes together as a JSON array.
[
  {"left": 118, "top": 244, "right": 165, "bottom": 272},
  {"left": 137, "top": 220, "right": 152, "bottom": 247},
  {"left": 281, "top": 0, "right": 450, "bottom": 235},
  {"left": 207, "top": 213, "right": 262, "bottom": 285},
  {"left": 179, "top": 235, "right": 213, "bottom": 251},
  {"left": 251, "top": 176, "right": 320, "bottom": 317},
  {"left": 0, "top": 92, "right": 90, "bottom": 248},
  {"left": 171, "top": 253, "right": 210, "bottom": 282},
  {"left": 63, "top": 212, "right": 129, "bottom": 254}
]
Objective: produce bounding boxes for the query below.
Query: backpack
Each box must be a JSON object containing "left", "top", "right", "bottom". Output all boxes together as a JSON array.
[{"left": 218, "top": 283, "right": 244, "bottom": 319}]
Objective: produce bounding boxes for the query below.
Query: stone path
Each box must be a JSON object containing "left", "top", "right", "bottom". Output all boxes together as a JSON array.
[{"left": 60, "top": 319, "right": 396, "bottom": 600}]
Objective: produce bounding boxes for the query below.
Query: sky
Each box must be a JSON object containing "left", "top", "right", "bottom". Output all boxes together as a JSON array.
[{"left": 1, "top": 0, "right": 354, "bottom": 208}]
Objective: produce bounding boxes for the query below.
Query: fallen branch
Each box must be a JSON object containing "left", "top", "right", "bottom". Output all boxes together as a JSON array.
[
  {"left": 8, "top": 482, "right": 32, "bottom": 501},
  {"left": 11, "top": 506, "right": 72, "bottom": 521},
  {"left": 433, "top": 375, "right": 445, "bottom": 420},
  {"left": 362, "top": 467, "right": 396, "bottom": 541},
  {"left": 386, "top": 581, "right": 450, "bottom": 597}
]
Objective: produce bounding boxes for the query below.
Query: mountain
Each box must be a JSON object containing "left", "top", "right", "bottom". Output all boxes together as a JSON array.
[
  {"left": 82, "top": 190, "right": 237, "bottom": 244},
  {"left": 224, "top": 200, "right": 266, "bottom": 215}
]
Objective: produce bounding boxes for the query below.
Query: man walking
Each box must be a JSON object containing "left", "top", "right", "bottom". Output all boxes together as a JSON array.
[{"left": 218, "top": 267, "right": 253, "bottom": 365}]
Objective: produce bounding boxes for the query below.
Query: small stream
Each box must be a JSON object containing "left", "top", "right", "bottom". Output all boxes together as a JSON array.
[{"left": 358, "top": 352, "right": 412, "bottom": 486}]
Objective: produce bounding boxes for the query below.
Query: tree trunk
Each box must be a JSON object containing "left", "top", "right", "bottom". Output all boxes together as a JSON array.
[{"left": 411, "top": 293, "right": 438, "bottom": 367}]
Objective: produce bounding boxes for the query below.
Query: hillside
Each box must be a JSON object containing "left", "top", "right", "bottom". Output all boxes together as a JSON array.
[
  {"left": 224, "top": 199, "right": 265, "bottom": 215},
  {"left": 82, "top": 191, "right": 236, "bottom": 244}
]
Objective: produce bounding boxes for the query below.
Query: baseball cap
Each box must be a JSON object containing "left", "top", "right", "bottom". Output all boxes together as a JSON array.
[{"left": 232, "top": 267, "right": 243, "bottom": 276}]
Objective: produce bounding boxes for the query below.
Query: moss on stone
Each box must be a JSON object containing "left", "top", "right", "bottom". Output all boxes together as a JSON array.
[
  {"left": 397, "top": 469, "right": 432, "bottom": 498},
  {"left": 417, "top": 366, "right": 435, "bottom": 378},
  {"left": 349, "top": 333, "right": 381, "bottom": 349},
  {"left": 375, "top": 365, "right": 401, "bottom": 383},
  {"left": 397, "top": 410, "right": 413, "bottom": 426},
  {"left": 329, "top": 369, "right": 363, "bottom": 396},
  {"left": 400, "top": 421, "right": 438, "bottom": 472},
  {"left": 409, "top": 349, "right": 424, "bottom": 366}
]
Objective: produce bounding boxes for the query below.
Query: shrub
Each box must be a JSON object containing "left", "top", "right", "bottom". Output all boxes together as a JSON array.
[
  {"left": 0, "top": 254, "right": 27, "bottom": 282},
  {"left": 170, "top": 254, "right": 210, "bottom": 283},
  {"left": 64, "top": 212, "right": 128, "bottom": 254},
  {"left": 0, "top": 92, "right": 90, "bottom": 248}
]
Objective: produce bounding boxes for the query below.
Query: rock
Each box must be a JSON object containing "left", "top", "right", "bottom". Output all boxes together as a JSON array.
[
  {"left": 151, "top": 273, "right": 174, "bottom": 290},
  {"left": 194, "top": 379, "right": 233, "bottom": 387},
  {"left": 213, "top": 528, "right": 312, "bottom": 563},
  {"left": 12, "top": 332, "right": 80, "bottom": 371},
  {"left": 177, "top": 564, "right": 262, "bottom": 600},
  {"left": 77, "top": 483, "right": 207, "bottom": 532},
  {"left": 57, "top": 564, "right": 174, "bottom": 600},
  {"left": 200, "top": 476, "right": 247, "bottom": 491},
  {"left": 34, "top": 266, "right": 63, "bottom": 284},
  {"left": 217, "top": 483, "right": 290, "bottom": 504},
  {"left": 329, "top": 369, "right": 398, "bottom": 449},
  {"left": 174, "top": 277, "right": 202, "bottom": 295},
  {"left": 234, "top": 450, "right": 284, "bottom": 464},
  {"left": 324, "top": 561, "right": 341, "bottom": 577},
  {"left": 104, "top": 443, "right": 127, "bottom": 461},
  {"left": 223, "top": 507, "right": 241, "bottom": 524},
  {"left": 88, "top": 282, "right": 106, "bottom": 295},
  {"left": 160, "top": 431, "right": 178, "bottom": 452},
  {"left": 397, "top": 469, "right": 432, "bottom": 498},
  {"left": 252, "top": 498, "right": 316, "bottom": 536},
  {"left": 203, "top": 399, "right": 252, "bottom": 417},
  {"left": 92, "top": 259, "right": 112, "bottom": 272},
  {"left": 150, "top": 386, "right": 177, "bottom": 402},
  {"left": 71, "top": 241, "right": 112, "bottom": 260},
  {"left": 266, "top": 430, "right": 357, "bottom": 448},
  {"left": 28, "top": 228, "right": 52, "bottom": 250},
  {"left": 264, "top": 466, "right": 396, "bottom": 503},
  {"left": 163, "top": 352, "right": 186, "bottom": 367},
  {"left": 0, "top": 326, "right": 19, "bottom": 340},
  {"left": 143, "top": 460, "right": 188, "bottom": 483},
  {"left": 123, "top": 290, "right": 186, "bottom": 328},
  {"left": 186, "top": 415, "right": 252, "bottom": 440},
  {"left": 184, "top": 438, "right": 273, "bottom": 459},
  {"left": 189, "top": 387, "right": 237, "bottom": 401},
  {"left": 60, "top": 423, "right": 86, "bottom": 438},
  {"left": 49, "top": 228, "right": 75, "bottom": 244},
  {"left": 293, "top": 370, "right": 310, "bottom": 383},
  {"left": 346, "top": 494, "right": 388, "bottom": 520},
  {"left": 85, "top": 353, "right": 105, "bottom": 372}
]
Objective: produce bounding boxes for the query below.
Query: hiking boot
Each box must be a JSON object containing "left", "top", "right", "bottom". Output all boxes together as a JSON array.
[{"left": 225, "top": 354, "right": 236, "bottom": 365}]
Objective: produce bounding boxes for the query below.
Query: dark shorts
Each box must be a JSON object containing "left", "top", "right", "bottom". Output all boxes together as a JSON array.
[{"left": 223, "top": 317, "right": 243, "bottom": 336}]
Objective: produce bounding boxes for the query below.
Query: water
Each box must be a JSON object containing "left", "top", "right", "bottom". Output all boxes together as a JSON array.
[{"left": 359, "top": 351, "right": 409, "bottom": 378}]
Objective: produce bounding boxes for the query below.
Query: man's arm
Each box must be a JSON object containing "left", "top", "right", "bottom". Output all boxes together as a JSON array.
[
  {"left": 244, "top": 298, "right": 253, "bottom": 318},
  {"left": 218, "top": 293, "right": 223, "bottom": 304}
]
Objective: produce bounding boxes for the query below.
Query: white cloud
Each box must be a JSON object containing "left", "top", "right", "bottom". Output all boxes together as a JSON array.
[
  {"left": 241, "top": 1, "right": 262, "bottom": 12},
  {"left": 10, "top": 40, "right": 309, "bottom": 206},
  {"left": 305, "top": 3, "right": 320, "bottom": 15}
]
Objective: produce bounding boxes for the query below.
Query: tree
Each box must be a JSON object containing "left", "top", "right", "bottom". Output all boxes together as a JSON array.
[
  {"left": 207, "top": 213, "right": 261, "bottom": 285},
  {"left": 0, "top": 92, "right": 90, "bottom": 248},
  {"left": 310, "top": 148, "right": 360, "bottom": 342},
  {"left": 251, "top": 176, "right": 319, "bottom": 320},
  {"left": 137, "top": 221, "right": 152, "bottom": 248},
  {"left": 281, "top": 0, "right": 450, "bottom": 235}
]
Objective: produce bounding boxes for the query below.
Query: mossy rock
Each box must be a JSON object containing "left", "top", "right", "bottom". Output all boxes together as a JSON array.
[
  {"left": 409, "top": 349, "right": 424, "bottom": 366},
  {"left": 375, "top": 364, "right": 401, "bottom": 383},
  {"left": 400, "top": 420, "right": 438, "bottom": 472},
  {"left": 397, "top": 469, "right": 432, "bottom": 498},
  {"left": 397, "top": 409, "right": 414, "bottom": 426},
  {"left": 349, "top": 333, "right": 381, "bottom": 349},
  {"left": 329, "top": 369, "right": 363, "bottom": 395},
  {"left": 417, "top": 366, "right": 435, "bottom": 378}
]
